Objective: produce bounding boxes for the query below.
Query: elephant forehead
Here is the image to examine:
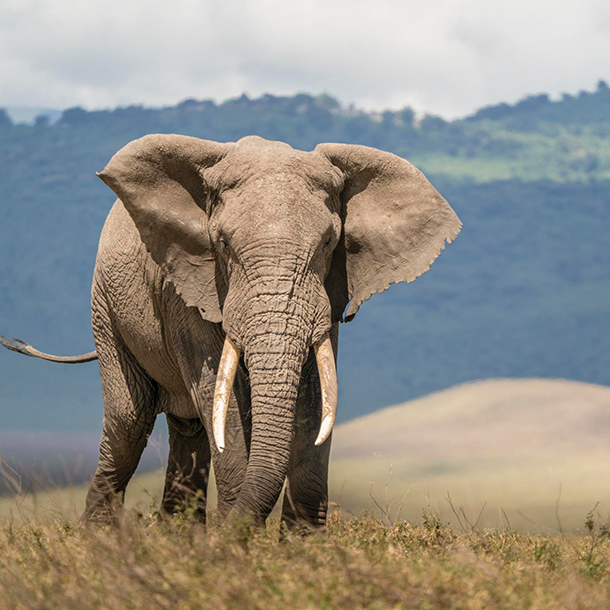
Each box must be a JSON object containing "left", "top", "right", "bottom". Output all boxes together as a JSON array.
[
  {"left": 211, "top": 175, "right": 340, "bottom": 248},
  {"left": 206, "top": 146, "right": 343, "bottom": 193},
  {"left": 235, "top": 135, "right": 293, "bottom": 151},
  {"left": 219, "top": 174, "right": 335, "bottom": 225}
]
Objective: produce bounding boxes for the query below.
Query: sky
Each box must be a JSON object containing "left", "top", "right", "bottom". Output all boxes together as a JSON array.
[{"left": 1, "top": 0, "right": 609, "bottom": 119}]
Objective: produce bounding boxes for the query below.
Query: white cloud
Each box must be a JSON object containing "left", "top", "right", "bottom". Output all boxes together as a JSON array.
[{"left": 0, "top": 0, "right": 609, "bottom": 117}]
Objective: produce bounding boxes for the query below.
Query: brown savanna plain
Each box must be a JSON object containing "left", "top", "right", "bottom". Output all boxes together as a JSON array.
[{"left": 3, "top": 378, "right": 610, "bottom": 608}]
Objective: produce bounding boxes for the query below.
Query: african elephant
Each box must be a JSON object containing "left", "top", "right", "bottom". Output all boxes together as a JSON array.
[{"left": 1, "top": 135, "right": 461, "bottom": 529}]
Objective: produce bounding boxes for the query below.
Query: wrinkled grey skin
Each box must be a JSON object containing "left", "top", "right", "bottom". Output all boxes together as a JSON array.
[{"left": 75, "top": 134, "right": 461, "bottom": 529}]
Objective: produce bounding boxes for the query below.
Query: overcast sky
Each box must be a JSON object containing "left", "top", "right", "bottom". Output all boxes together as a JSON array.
[{"left": 1, "top": 0, "right": 609, "bottom": 118}]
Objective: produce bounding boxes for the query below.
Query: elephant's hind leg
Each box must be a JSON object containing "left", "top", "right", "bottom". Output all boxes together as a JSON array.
[
  {"left": 82, "top": 325, "right": 159, "bottom": 524},
  {"left": 161, "top": 414, "right": 211, "bottom": 522}
]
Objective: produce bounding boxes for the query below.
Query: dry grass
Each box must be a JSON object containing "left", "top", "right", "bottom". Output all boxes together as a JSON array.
[
  {"left": 3, "top": 377, "right": 610, "bottom": 607},
  {"left": 2, "top": 504, "right": 610, "bottom": 609}
]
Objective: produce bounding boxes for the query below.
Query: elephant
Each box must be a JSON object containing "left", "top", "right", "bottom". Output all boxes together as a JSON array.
[{"left": 0, "top": 134, "right": 461, "bottom": 530}]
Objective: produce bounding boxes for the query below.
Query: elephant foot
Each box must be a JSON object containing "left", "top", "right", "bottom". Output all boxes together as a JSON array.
[
  {"left": 222, "top": 506, "right": 266, "bottom": 538},
  {"left": 80, "top": 501, "right": 123, "bottom": 527},
  {"left": 160, "top": 491, "right": 207, "bottom": 524},
  {"left": 279, "top": 521, "right": 327, "bottom": 541},
  {"left": 279, "top": 513, "right": 327, "bottom": 538},
  {"left": 280, "top": 493, "right": 328, "bottom": 536}
]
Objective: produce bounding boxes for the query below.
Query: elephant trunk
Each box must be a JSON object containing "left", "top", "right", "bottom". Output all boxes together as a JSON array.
[
  {"left": 229, "top": 327, "right": 308, "bottom": 522},
  {"left": 216, "top": 245, "right": 335, "bottom": 523}
]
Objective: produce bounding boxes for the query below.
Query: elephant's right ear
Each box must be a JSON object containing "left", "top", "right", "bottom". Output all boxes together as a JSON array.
[{"left": 98, "top": 134, "right": 234, "bottom": 323}]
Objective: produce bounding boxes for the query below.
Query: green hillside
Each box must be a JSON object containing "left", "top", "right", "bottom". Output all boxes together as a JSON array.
[{"left": 0, "top": 82, "right": 609, "bottom": 431}]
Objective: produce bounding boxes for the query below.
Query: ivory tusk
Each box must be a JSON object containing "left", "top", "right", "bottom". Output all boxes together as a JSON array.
[
  {"left": 213, "top": 336, "right": 241, "bottom": 453},
  {"left": 313, "top": 334, "right": 338, "bottom": 446}
]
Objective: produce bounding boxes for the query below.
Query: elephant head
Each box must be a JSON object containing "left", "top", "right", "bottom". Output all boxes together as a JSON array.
[{"left": 98, "top": 134, "right": 461, "bottom": 520}]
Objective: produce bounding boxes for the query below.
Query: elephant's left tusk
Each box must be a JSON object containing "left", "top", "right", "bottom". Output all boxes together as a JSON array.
[
  {"left": 314, "top": 334, "right": 338, "bottom": 446},
  {"left": 213, "top": 336, "right": 241, "bottom": 453}
]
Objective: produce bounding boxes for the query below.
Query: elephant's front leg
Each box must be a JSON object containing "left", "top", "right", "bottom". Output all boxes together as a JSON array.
[
  {"left": 83, "top": 324, "right": 158, "bottom": 524},
  {"left": 281, "top": 435, "right": 331, "bottom": 533},
  {"left": 281, "top": 348, "right": 333, "bottom": 533}
]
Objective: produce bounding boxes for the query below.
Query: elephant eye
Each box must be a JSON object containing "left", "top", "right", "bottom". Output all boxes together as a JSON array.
[{"left": 218, "top": 238, "right": 228, "bottom": 252}]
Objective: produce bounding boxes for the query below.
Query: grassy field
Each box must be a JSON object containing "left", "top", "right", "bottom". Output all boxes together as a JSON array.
[
  {"left": 2, "top": 378, "right": 610, "bottom": 607},
  {"left": 3, "top": 510, "right": 610, "bottom": 608}
]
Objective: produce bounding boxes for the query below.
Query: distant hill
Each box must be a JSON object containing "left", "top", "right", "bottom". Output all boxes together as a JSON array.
[
  {"left": 4, "top": 107, "right": 62, "bottom": 125},
  {"left": 0, "top": 429, "right": 166, "bottom": 495},
  {"left": 330, "top": 378, "right": 610, "bottom": 531},
  {"left": 468, "top": 79, "right": 610, "bottom": 129},
  {"left": 0, "top": 83, "right": 609, "bottom": 433},
  {"left": 334, "top": 378, "right": 610, "bottom": 460},
  {"left": 3, "top": 378, "right": 610, "bottom": 532}
]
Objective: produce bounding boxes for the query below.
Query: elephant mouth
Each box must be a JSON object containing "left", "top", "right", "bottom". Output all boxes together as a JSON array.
[{"left": 212, "top": 332, "right": 337, "bottom": 453}]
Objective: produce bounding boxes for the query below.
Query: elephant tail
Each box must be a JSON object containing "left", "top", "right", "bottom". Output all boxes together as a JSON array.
[{"left": 0, "top": 334, "right": 98, "bottom": 364}]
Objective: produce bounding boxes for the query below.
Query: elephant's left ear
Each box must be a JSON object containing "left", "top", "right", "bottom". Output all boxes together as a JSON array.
[{"left": 316, "top": 143, "right": 461, "bottom": 322}]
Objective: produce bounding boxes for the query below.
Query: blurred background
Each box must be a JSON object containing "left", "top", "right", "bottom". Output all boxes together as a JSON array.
[{"left": 0, "top": 0, "right": 609, "bottom": 530}]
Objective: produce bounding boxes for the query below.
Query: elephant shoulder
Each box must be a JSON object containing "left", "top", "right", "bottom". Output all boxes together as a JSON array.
[
  {"left": 96, "top": 198, "right": 159, "bottom": 275},
  {"left": 98, "top": 199, "right": 144, "bottom": 257},
  {"left": 95, "top": 199, "right": 161, "bottom": 294}
]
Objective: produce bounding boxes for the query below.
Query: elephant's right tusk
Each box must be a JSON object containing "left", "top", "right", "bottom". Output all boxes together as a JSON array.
[
  {"left": 213, "top": 336, "right": 241, "bottom": 453},
  {"left": 313, "top": 334, "right": 338, "bottom": 446}
]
